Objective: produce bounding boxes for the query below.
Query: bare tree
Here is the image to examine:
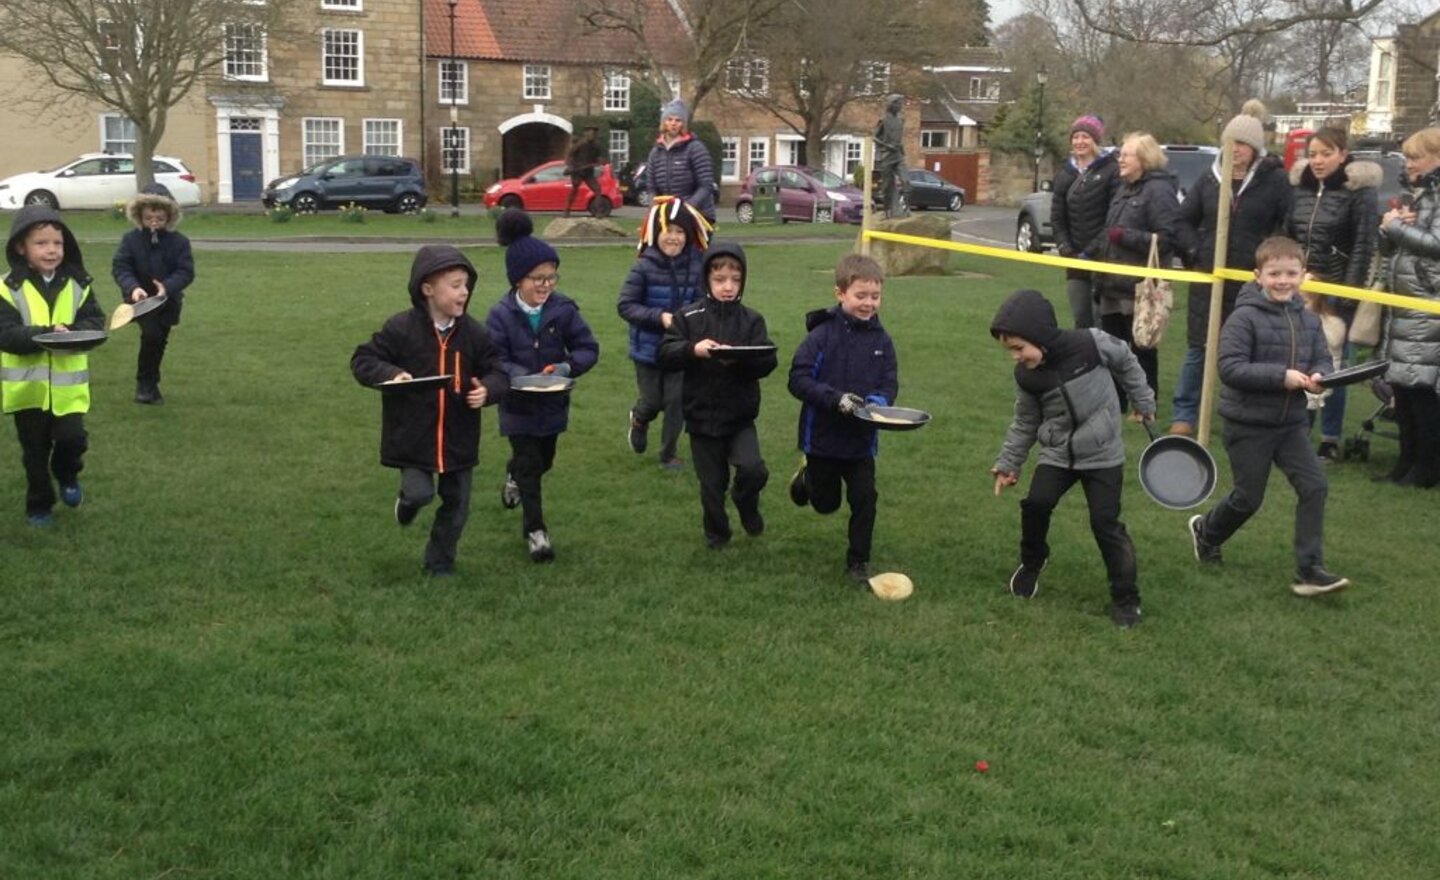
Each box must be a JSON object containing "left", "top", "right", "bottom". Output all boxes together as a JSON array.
[
  {"left": 0, "top": 0, "right": 292, "bottom": 188},
  {"left": 1066, "top": 0, "right": 1388, "bottom": 47}
]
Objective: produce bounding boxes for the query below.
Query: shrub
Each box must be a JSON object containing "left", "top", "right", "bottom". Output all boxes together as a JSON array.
[
  {"left": 339, "top": 202, "right": 367, "bottom": 224},
  {"left": 110, "top": 200, "right": 128, "bottom": 221},
  {"left": 417, "top": 208, "right": 438, "bottom": 224},
  {"left": 267, "top": 205, "right": 294, "bottom": 224}
]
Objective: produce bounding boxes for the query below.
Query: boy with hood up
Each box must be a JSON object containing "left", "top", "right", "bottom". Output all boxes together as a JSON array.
[
  {"left": 657, "top": 241, "right": 776, "bottom": 549},
  {"left": 1, "top": 205, "right": 106, "bottom": 526},
  {"left": 990, "top": 289, "right": 1155, "bottom": 628},
  {"left": 112, "top": 182, "right": 195, "bottom": 405},
  {"left": 351, "top": 245, "right": 508, "bottom": 577}
]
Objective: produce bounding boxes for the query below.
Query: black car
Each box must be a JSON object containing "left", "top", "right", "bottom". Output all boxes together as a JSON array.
[
  {"left": 904, "top": 168, "right": 966, "bottom": 211},
  {"left": 262, "top": 154, "right": 428, "bottom": 214}
]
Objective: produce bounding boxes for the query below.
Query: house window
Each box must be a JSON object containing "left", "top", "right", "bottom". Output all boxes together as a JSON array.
[
  {"left": 364, "top": 118, "right": 402, "bottom": 156},
  {"left": 303, "top": 117, "right": 344, "bottom": 167},
  {"left": 524, "top": 65, "right": 551, "bottom": 100},
  {"left": 322, "top": 28, "right": 363, "bottom": 86},
  {"left": 969, "top": 77, "right": 1000, "bottom": 101},
  {"left": 748, "top": 137, "right": 769, "bottom": 173},
  {"left": 322, "top": 0, "right": 362, "bottom": 9},
  {"left": 725, "top": 56, "right": 770, "bottom": 96},
  {"left": 663, "top": 70, "right": 681, "bottom": 99},
  {"left": 609, "top": 130, "right": 629, "bottom": 168},
  {"left": 101, "top": 114, "right": 136, "bottom": 153},
  {"left": 441, "top": 127, "right": 470, "bottom": 174},
  {"left": 439, "top": 60, "right": 467, "bottom": 104},
  {"left": 780, "top": 139, "right": 802, "bottom": 166},
  {"left": 844, "top": 140, "right": 863, "bottom": 174},
  {"left": 224, "top": 24, "right": 267, "bottom": 81},
  {"left": 720, "top": 137, "right": 739, "bottom": 181},
  {"left": 604, "top": 71, "right": 631, "bottom": 112},
  {"left": 921, "top": 129, "right": 950, "bottom": 149},
  {"left": 855, "top": 61, "right": 890, "bottom": 96},
  {"left": 97, "top": 20, "right": 125, "bottom": 79}
]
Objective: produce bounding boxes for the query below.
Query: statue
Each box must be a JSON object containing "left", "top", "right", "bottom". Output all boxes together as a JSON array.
[{"left": 873, "top": 94, "right": 910, "bottom": 218}]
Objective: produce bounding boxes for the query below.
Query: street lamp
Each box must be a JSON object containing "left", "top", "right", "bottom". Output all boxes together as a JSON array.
[
  {"left": 448, "top": 0, "right": 459, "bottom": 218},
  {"left": 1032, "top": 64, "right": 1048, "bottom": 192}
]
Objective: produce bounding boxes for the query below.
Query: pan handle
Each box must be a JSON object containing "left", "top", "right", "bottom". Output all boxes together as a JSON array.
[{"left": 1142, "top": 418, "right": 1159, "bottom": 442}]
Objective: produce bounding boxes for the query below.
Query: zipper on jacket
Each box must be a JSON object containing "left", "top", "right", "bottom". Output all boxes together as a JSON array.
[
  {"left": 1301, "top": 180, "right": 1325, "bottom": 269},
  {"left": 1281, "top": 306, "right": 1297, "bottom": 422},
  {"left": 435, "top": 327, "right": 449, "bottom": 472}
]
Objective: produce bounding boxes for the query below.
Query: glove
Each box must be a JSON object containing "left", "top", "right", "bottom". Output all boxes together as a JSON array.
[
  {"left": 1107, "top": 226, "right": 1125, "bottom": 247},
  {"left": 543, "top": 362, "right": 572, "bottom": 377},
  {"left": 837, "top": 393, "right": 865, "bottom": 415},
  {"left": 865, "top": 394, "right": 889, "bottom": 407},
  {"left": 1057, "top": 244, "right": 1076, "bottom": 258}
]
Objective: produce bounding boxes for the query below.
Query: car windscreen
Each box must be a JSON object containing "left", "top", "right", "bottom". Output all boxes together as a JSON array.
[
  {"left": 1165, "top": 150, "right": 1216, "bottom": 192},
  {"left": 808, "top": 168, "right": 847, "bottom": 188}
]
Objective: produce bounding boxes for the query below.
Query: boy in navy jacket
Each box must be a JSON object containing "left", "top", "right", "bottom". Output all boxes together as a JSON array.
[
  {"left": 787, "top": 254, "right": 898, "bottom": 584},
  {"left": 486, "top": 211, "right": 600, "bottom": 562},
  {"left": 351, "top": 244, "right": 508, "bottom": 577},
  {"left": 111, "top": 183, "right": 195, "bottom": 404}
]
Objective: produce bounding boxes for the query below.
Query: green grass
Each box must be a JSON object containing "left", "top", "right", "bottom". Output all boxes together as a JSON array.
[{"left": 3, "top": 239, "right": 1438, "bottom": 879}]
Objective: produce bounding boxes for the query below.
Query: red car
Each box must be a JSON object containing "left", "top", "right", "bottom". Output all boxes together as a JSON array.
[{"left": 483, "top": 160, "right": 620, "bottom": 217}]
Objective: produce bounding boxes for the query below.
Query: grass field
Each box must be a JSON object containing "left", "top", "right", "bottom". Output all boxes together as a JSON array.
[{"left": 4, "top": 234, "right": 1438, "bottom": 878}]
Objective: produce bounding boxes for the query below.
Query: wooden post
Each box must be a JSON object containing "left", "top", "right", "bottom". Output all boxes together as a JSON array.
[
  {"left": 1197, "top": 138, "right": 1236, "bottom": 445},
  {"left": 860, "top": 136, "right": 875, "bottom": 256}
]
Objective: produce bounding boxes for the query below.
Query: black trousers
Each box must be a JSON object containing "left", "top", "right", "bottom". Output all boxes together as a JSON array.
[
  {"left": 804, "top": 454, "right": 877, "bottom": 566},
  {"left": 1099, "top": 312, "right": 1159, "bottom": 412},
  {"left": 400, "top": 466, "right": 473, "bottom": 574},
  {"left": 690, "top": 425, "right": 768, "bottom": 544},
  {"left": 1020, "top": 463, "right": 1138, "bottom": 605},
  {"left": 632, "top": 362, "right": 684, "bottom": 462},
  {"left": 1390, "top": 385, "right": 1440, "bottom": 487},
  {"left": 136, "top": 313, "right": 172, "bottom": 385},
  {"left": 507, "top": 434, "right": 558, "bottom": 535},
  {"left": 13, "top": 409, "right": 88, "bottom": 515},
  {"left": 1201, "top": 420, "right": 1328, "bottom": 569},
  {"left": 566, "top": 169, "right": 598, "bottom": 212}
]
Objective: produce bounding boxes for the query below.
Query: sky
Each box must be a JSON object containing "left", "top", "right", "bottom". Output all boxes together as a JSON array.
[{"left": 990, "top": 0, "right": 1025, "bottom": 27}]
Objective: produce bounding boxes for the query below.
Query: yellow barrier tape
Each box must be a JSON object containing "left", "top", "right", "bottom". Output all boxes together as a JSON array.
[{"left": 863, "top": 229, "right": 1440, "bottom": 317}]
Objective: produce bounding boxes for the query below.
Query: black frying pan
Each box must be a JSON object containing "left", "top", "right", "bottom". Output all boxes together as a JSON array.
[{"left": 1138, "top": 421, "right": 1217, "bottom": 510}]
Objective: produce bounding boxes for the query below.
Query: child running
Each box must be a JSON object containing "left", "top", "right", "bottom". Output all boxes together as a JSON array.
[{"left": 111, "top": 183, "right": 195, "bottom": 405}]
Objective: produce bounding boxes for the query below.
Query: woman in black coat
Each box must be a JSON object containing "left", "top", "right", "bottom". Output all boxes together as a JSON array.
[
  {"left": 645, "top": 98, "right": 716, "bottom": 224},
  {"left": 1051, "top": 113, "right": 1120, "bottom": 329}
]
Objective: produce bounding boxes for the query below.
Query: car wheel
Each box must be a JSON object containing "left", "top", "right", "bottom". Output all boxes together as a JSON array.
[
  {"left": 499, "top": 194, "right": 522, "bottom": 210},
  {"left": 736, "top": 201, "right": 755, "bottom": 224},
  {"left": 1016, "top": 215, "right": 1040, "bottom": 253},
  {"left": 815, "top": 206, "right": 833, "bottom": 224},
  {"left": 589, "top": 196, "right": 613, "bottom": 219},
  {"left": 24, "top": 190, "right": 58, "bottom": 209},
  {"left": 395, "top": 193, "right": 423, "bottom": 214},
  {"left": 636, "top": 189, "right": 653, "bottom": 208},
  {"left": 948, "top": 193, "right": 963, "bottom": 212},
  {"left": 292, "top": 193, "right": 320, "bottom": 215}
]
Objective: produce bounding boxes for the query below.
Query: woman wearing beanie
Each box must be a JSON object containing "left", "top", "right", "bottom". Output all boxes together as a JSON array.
[
  {"left": 485, "top": 210, "right": 601, "bottom": 560},
  {"left": 1169, "top": 110, "right": 1292, "bottom": 436},
  {"left": 645, "top": 98, "right": 717, "bottom": 224},
  {"left": 1286, "top": 127, "right": 1381, "bottom": 461},
  {"left": 1051, "top": 114, "right": 1120, "bottom": 328}
]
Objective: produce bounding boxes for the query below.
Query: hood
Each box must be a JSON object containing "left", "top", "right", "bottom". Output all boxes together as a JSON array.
[
  {"left": 1289, "top": 157, "right": 1383, "bottom": 191},
  {"left": 5, "top": 204, "right": 86, "bottom": 286},
  {"left": 126, "top": 182, "right": 182, "bottom": 230},
  {"left": 1068, "top": 148, "right": 1117, "bottom": 172},
  {"left": 989, "top": 289, "right": 1062, "bottom": 350},
  {"left": 407, "top": 244, "right": 477, "bottom": 310},
  {"left": 1235, "top": 280, "right": 1302, "bottom": 313},
  {"left": 804, "top": 304, "right": 881, "bottom": 333},
  {"left": 701, "top": 240, "right": 747, "bottom": 302}
]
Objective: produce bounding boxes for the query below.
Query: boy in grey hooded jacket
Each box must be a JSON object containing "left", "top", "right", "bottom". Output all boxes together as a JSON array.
[{"left": 990, "top": 289, "right": 1155, "bottom": 628}]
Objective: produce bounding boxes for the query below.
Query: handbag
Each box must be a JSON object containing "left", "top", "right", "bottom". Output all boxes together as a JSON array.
[
  {"left": 1348, "top": 299, "right": 1383, "bottom": 347},
  {"left": 1132, "top": 234, "right": 1173, "bottom": 348}
]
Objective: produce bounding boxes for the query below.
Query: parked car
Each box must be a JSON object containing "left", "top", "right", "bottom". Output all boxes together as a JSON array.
[
  {"left": 1015, "top": 144, "right": 1219, "bottom": 252},
  {"left": 1350, "top": 150, "right": 1407, "bottom": 209},
  {"left": 735, "top": 165, "right": 864, "bottom": 224},
  {"left": 262, "top": 155, "right": 426, "bottom": 214},
  {"left": 0, "top": 153, "right": 202, "bottom": 211},
  {"left": 905, "top": 168, "right": 966, "bottom": 211},
  {"left": 618, "top": 162, "right": 651, "bottom": 207},
  {"left": 483, "top": 159, "right": 620, "bottom": 217}
]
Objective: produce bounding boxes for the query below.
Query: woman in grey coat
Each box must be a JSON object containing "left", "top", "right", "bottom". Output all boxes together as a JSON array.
[{"left": 1377, "top": 127, "right": 1440, "bottom": 488}]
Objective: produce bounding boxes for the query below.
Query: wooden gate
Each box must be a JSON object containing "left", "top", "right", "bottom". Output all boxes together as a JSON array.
[{"left": 920, "top": 152, "right": 982, "bottom": 203}]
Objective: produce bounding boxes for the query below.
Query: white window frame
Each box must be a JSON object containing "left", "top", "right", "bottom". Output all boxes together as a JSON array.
[
  {"left": 322, "top": 0, "right": 362, "bottom": 9},
  {"left": 747, "top": 137, "right": 769, "bottom": 175},
  {"left": 439, "top": 60, "right": 468, "bottom": 105},
  {"left": 223, "top": 23, "right": 268, "bottom": 82},
  {"left": 777, "top": 135, "right": 802, "bottom": 166},
  {"left": 604, "top": 70, "right": 631, "bottom": 112},
  {"left": 920, "top": 129, "right": 950, "bottom": 149},
  {"left": 302, "top": 117, "right": 344, "bottom": 167},
  {"left": 101, "top": 114, "right": 136, "bottom": 153},
  {"left": 321, "top": 28, "right": 363, "bottom": 87},
  {"left": 844, "top": 139, "right": 863, "bottom": 175},
  {"left": 855, "top": 61, "right": 891, "bottom": 96},
  {"left": 608, "top": 130, "right": 630, "bottom": 168},
  {"left": 523, "top": 64, "right": 551, "bottom": 100},
  {"left": 663, "top": 70, "right": 681, "bottom": 100},
  {"left": 720, "top": 137, "right": 740, "bottom": 182},
  {"left": 363, "top": 118, "right": 403, "bottom": 156},
  {"left": 725, "top": 56, "right": 770, "bottom": 97},
  {"left": 441, "top": 126, "right": 471, "bottom": 174},
  {"left": 969, "top": 76, "right": 1000, "bottom": 101}
]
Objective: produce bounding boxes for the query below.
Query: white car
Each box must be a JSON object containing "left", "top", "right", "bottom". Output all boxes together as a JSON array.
[{"left": 0, "top": 153, "right": 203, "bottom": 210}]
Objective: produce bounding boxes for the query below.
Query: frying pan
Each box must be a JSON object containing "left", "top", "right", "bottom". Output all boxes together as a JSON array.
[
  {"left": 1316, "top": 360, "right": 1388, "bottom": 389},
  {"left": 33, "top": 329, "right": 109, "bottom": 352},
  {"left": 1138, "top": 420, "right": 1216, "bottom": 510},
  {"left": 108, "top": 293, "right": 168, "bottom": 331},
  {"left": 511, "top": 374, "right": 576, "bottom": 393},
  {"left": 851, "top": 405, "right": 931, "bottom": 431},
  {"left": 374, "top": 374, "right": 453, "bottom": 393}
]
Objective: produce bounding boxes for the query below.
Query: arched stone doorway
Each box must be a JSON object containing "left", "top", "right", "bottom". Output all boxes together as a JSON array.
[{"left": 498, "top": 112, "right": 571, "bottom": 178}]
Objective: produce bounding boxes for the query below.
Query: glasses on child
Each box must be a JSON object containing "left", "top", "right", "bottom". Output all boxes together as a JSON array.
[{"left": 524, "top": 273, "right": 560, "bottom": 287}]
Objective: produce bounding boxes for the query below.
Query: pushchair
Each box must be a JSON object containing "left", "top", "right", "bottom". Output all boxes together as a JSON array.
[{"left": 1342, "top": 377, "right": 1397, "bottom": 462}]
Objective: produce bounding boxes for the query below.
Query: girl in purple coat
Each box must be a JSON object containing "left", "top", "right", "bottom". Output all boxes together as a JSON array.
[{"left": 486, "top": 211, "right": 600, "bottom": 562}]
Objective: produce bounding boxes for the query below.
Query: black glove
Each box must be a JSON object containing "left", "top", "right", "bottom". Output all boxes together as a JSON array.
[{"left": 837, "top": 393, "right": 865, "bottom": 415}]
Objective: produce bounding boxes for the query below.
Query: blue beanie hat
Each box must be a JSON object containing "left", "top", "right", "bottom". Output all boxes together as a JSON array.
[
  {"left": 660, "top": 98, "right": 690, "bottom": 124},
  {"left": 496, "top": 209, "right": 560, "bottom": 286}
]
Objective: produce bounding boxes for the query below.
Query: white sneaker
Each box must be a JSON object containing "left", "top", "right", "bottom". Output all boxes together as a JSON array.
[
  {"left": 501, "top": 474, "right": 520, "bottom": 509},
  {"left": 527, "top": 529, "right": 554, "bottom": 562}
]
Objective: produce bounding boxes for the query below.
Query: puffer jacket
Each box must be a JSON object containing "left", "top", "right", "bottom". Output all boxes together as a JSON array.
[
  {"left": 646, "top": 133, "right": 716, "bottom": 222},
  {"left": 617, "top": 245, "right": 704, "bottom": 365},
  {"left": 656, "top": 242, "right": 776, "bottom": 436},
  {"left": 111, "top": 183, "right": 194, "bottom": 328},
  {"left": 788, "top": 305, "right": 899, "bottom": 460},
  {"left": 1217, "top": 283, "right": 1334, "bottom": 427},
  {"left": 1051, "top": 149, "right": 1121, "bottom": 257},
  {"left": 1378, "top": 166, "right": 1440, "bottom": 389},
  {"left": 1288, "top": 157, "right": 1381, "bottom": 295},
  {"left": 485, "top": 291, "right": 600, "bottom": 437},
  {"left": 1179, "top": 154, "right": 1292, "bottom": 347},
  {"left": 990, "top": 289, "right": 1154, "bottom": 474},
  {"left": 1090, "top": 170, "right": 1183, "bottom": 302}
]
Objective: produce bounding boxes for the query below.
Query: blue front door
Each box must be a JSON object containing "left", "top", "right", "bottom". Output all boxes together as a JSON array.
[{"left": 231, "top": 132, "right": 262, "bottom": 201}]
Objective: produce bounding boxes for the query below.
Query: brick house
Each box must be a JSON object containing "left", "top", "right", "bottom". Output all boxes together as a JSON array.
[{"left": 1372, "top": 10, "right": 1440, "bottom": 142}]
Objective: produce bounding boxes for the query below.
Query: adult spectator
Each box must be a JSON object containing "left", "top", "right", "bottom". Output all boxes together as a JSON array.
[
  {"left": 1169, "top": 110, "right": 1291, "bottom": 436},
  {"left": 646, "top": 99, "right": 716, "bottom": 224},
  {"left": 1287, "top": 127, "right": 1381, "bottom": 461},
  {"left": 1376, "top": 127, "right": 1440, "bottom": 488},
  {"left": 1051, "top": 114, "right": 1120, "bottom": 328}
]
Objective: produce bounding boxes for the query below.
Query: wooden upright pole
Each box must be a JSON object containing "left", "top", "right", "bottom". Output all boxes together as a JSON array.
[
  {"left": 1197, "top": 137, "right": 1237, "bottom": 446},
  {"left": 860, "top": 136, "right": 875, "bottom": 255}
]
